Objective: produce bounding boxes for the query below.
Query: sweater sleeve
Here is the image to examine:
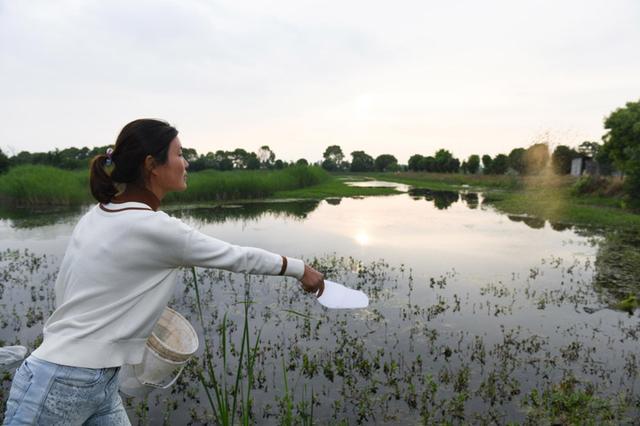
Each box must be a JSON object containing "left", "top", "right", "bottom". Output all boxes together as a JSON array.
[{"left": 180, "top": 226, "right": 305, "bottom": 280}]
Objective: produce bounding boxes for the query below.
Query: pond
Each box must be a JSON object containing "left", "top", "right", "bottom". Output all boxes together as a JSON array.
[{"left": 1, "top": 184, "right": 639, "bottom": 424}]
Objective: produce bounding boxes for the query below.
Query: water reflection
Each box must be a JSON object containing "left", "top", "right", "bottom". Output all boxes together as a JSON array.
[
  {"left": 0, "top": 205, "right": 87, "bottom": 229},
  {"left": 592, "top": 229, "right": 640, "bottom": 303},
  {"left": 408, "top": 188, "right": 460, "bottom": 210},
  {"left": 460, "top": 192, "right": 479, "bottom": 209},
  {"left": 549, "top": 221, "right": 573, "bottom": 232},
  {"left": 507, "top": 214, "right": 546, "bottom": 229},
  {"left": 167, "top": 200, "right": 320, "bottom": 224},
  {"left": 325, "top": 198, "right": 342, "bottom": 206}
]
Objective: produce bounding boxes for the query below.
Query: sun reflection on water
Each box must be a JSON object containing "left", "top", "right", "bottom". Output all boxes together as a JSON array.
[{"left": 354, "top": 230, "right": 370, "bottom": 246}]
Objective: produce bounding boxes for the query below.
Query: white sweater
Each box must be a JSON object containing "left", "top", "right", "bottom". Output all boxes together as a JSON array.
[{"left": 32, "top": 200, "right": 305, "bottom": 368}]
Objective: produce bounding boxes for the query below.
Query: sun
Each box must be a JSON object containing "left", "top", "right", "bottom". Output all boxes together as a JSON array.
[{"left": 354, "top": 230, "right": 370, "bottom": 246}]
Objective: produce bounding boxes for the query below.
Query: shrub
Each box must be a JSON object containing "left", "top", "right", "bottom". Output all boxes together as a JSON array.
[{"left": 572, "top": 175, "right": 608, "bottom": 196}]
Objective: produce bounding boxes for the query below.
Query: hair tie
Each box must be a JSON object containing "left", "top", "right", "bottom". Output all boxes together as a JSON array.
[{"left": 105, "top": 148, "right": 114, "bottom": 166}]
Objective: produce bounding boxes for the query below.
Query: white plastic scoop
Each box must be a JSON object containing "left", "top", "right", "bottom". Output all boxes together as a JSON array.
[{"left": 317, "top": 280, "right": 369, "bottom": 309}]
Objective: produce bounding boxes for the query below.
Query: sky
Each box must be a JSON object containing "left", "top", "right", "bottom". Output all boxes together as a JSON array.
[{"left": 1, "top": 0, "right": 639, "bottom": 164}]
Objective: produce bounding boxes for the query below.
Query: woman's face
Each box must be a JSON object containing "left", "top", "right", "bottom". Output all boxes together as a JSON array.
[{"left": 153, "top": 137, "right": 189, "bottom": 194}]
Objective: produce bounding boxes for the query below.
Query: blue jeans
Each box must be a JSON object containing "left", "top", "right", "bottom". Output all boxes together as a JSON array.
[{"left": 2, "top": 355, "right": 130, "bottom": 425}]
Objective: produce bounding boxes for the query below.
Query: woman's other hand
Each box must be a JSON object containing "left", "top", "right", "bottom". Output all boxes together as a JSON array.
[{"left": 300, "top": 264, "right": 324, "bottom": 297}]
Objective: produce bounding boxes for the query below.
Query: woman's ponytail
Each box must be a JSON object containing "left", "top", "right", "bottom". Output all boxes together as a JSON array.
[{"left": 90, "top": 154, "right": 117, "bottom": 203}]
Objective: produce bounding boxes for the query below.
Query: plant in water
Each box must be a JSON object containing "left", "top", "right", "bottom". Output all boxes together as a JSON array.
[
  {"left": 191, "top": 267, "right": 262, "bottom": 425},
  {"left": 522, "top": 374, "right": 628, "bottom": 424},
  {"left": 280, "top": 356, "right": 315, "bottom": 426},
  {"left": 615, "top": 294, "right": 639, "bottom": 314}
]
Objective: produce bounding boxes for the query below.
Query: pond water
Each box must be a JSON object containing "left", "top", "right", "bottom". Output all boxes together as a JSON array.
[{"left": 1, "top": 184, "right": 639, "bottom": 424}]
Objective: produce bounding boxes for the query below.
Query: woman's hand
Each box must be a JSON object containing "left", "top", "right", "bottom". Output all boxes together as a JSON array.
[{"left": 300, "top": 264, "right": 325, "bottom": 297}]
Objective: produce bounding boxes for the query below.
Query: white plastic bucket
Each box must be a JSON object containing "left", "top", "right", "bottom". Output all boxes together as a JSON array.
[{"left": 119, "top": 307, "right": 199, "bottom": 398}]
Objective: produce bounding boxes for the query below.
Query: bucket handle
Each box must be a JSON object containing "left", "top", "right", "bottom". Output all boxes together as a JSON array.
[{"left": 133, "top": 363, "right": 186, "bottom": 390}]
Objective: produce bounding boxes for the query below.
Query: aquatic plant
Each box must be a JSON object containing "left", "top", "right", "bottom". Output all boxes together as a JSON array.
[
  {"left": 2, "top": 236, "right": 640, "bottom": 424},
  {"left": 522, "top": 374, "right": 631, "bottom": 425},
  {"left": 192, "top": 267, "right": 262, "bottom": 425}
]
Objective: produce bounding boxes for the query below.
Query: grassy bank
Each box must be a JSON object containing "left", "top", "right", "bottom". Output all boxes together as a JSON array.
[
  {"left": 361, "top": 171, "right": 640, "bottom": 229},
  {"left": 271, "top": 177, "right": 399, "bottom": 199},
  {"left": 361, "top": 171, "right": 523, "bottom": 191},
  {"left": 0, "top": 165, "right": 396, "bottom": 208}
]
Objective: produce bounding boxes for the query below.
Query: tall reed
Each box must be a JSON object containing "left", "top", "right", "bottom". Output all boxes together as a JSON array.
[
  {"left": 167, "top": 166, "right": 329, "bottom": 203},
  {"left": 0, "top": 165, "right": 89, "bottom": 206},
  {"left": 191, "top": 267, "right": 261, "bottom": 425},
  {"left": 0, "top": 165, "right": 328, "bottom": 207},
  {"left": 191, "top": 268, "right": 317, "bottom": 425}
]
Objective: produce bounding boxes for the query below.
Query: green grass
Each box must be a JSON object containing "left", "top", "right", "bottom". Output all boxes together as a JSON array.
[
  {"left": 481, "top": 187, "right": 640, "bottom": 229},
  {"left": 359, "top": 171, "right": 522, "bottom": 191},
  {"left": 271, "top": 177, "right": 400, "bottom": 199},
  {"left": 0, "top": 165, "right": 333, "bottom": 207},
  {"left": 166, "top": 166, "right": 330, "bottom": 203},
  {"left": 0, "top": 165, "right": 89, "bottom": 206}
]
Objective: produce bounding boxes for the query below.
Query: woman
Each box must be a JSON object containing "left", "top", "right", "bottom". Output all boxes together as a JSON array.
[{"left": 2, "top": 119, "right": 324, "bottom": 425}]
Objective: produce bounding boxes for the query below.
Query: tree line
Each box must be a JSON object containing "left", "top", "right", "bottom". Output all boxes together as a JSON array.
[
  {"left": 318, "top": 141, "right": 610, "bottom": 175},
  {"left": 0, "top": 144, "right": 309, "bottom": 173},
  {"left": 1, "top": 99, "right": 637, "bottom": 207}
]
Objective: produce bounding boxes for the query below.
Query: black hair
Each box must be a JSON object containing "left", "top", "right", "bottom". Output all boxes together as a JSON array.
[{"left": 90, "top": 119, "right": 178, "bottom": 203}]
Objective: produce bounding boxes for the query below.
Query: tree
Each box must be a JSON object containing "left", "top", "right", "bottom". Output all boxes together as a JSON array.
[
  {"left": 577, "top": 141, "right": 600, "bottom": 158},
  {"left": 374, "top": 154, "right": 398, "bottom": 172},
  {"left": 595, "top": 146, "right": 615, "bottom": 175},
  {"left": 0, "top": 148, "right": 9, "bottom": 174},
  {"left": 258, "top": 145, "right": 275, "bottom": 168},
  {"left": 11, "top": 151, "right": 33, "bottom": 166},
  {"left": 482, "top": 155, "right": 493, "bottom": 174},
  {"left": 524, "top": 143, "right": 549, "bottom": 174},
  {"left": 602, "top": 99, "right": 640, "bottom": 209},
  {"left": 467, "top": 155, "right": 480, "bottom": 174},
  {"left": 208, "top": 150, "right": 227, "bottom": 170},
  {"left": 321, "top": 158, "right": 338, "bottom": 171},
  {"left": 295, "top": 158, "right": 309, "bottom": 166},
  {"left": 230, "top": 148, "right": 250, "bottom": 169},
  {"left": 219, "top": 157, "right": 234, "bottom": 171},
  {"left": 408, "top": 154, "right": 424, "bottom": 171},
  {"left": 623, "top": 146, "right": 640, "bottom": 210},
  {"left": 603, "top": 99, "right": 640, "bottom": 171},
  {"left": 246, "top": 153, "right": 261, "bottom": 170},
  {"left": 182, "top": 148, "right": 199, "bottom": 163},
  {"left": 197, "top": 152, "right": 218, "bottom": 170},
  {"left": 551, "top": 145, "right": 577, "bottom": 175},
  {"left": 350, "top": 151, "right": 374, "bottom": 172},
  {"left": 421, "top": 156, "right": 436, "bottom": 172},
  {"left": 274, "top": 159, "right": 284, "bottom": 169},
  {"left": 508, "top": 148, "right": 526, "bottom": 174},
  {"left": 323, "top": 145, "right": 344, "bottom": 170},
  {"left": 492, "top": 154, "right": 509, "bottom": 174},
  {"left": 434, "top": 149, "right": 459, "bottom": 173}
]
